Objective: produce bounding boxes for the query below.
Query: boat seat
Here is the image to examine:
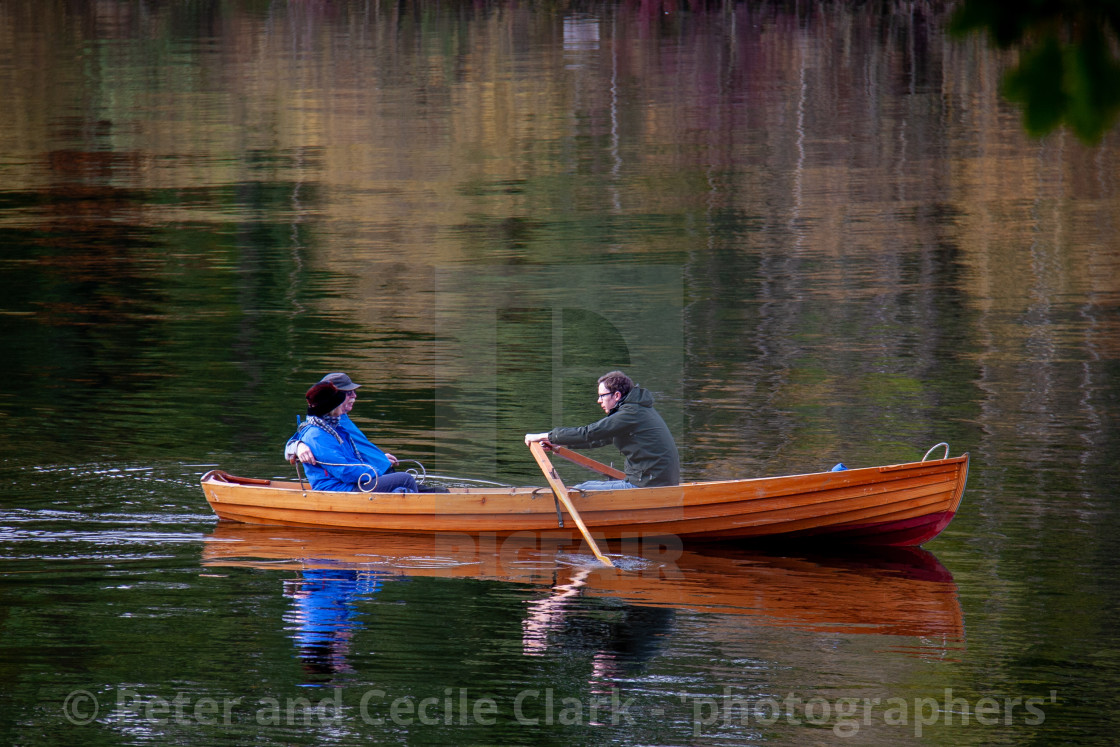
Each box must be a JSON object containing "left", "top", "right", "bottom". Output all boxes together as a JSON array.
[{"left": 204, "top": 470, "right": 272, "bottom": 486}]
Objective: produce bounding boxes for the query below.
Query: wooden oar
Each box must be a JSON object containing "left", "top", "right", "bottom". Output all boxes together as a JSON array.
[
  {"left": 529, "top": 442, "right": 614, "bottom": 567},
  {"left": 547, "top": 444, "right": 626, "bottom": 480}
]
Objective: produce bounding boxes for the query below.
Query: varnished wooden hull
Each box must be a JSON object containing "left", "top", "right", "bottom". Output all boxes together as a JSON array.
[{"left": 201, "top": 453, "right": 968, "bottom": 547}]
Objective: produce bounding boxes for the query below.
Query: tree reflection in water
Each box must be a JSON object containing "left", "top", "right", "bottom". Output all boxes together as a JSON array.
[{"left": 952, "top": 0, "right": 1120, "bottom": 142}]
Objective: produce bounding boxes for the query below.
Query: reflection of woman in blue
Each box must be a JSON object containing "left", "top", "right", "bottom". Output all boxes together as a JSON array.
[{"left": 283, "top": 566, "right": 384, "bottom": 682}]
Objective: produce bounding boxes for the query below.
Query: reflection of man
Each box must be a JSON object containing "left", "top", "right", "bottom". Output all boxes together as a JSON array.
[
  {"left": 522, "top": 567, "right": 593, "bottom": 654},
  {"left": 525, "top": 371, "right": 680, "bottom": 490},
  {"left": 522, "top": 564, "right": 675, "bottom": 684}
]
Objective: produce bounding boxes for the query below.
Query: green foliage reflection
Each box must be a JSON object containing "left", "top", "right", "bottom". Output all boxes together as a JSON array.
[{"left": 952, "top": 0, "right": 1120, "bottom": 142}]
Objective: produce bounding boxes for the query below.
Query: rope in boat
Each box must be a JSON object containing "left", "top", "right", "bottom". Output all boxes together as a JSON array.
[
  {"left": 422, "top": 474, "right": 513, "bottom": 487},
  {"left": 296, "top": 458, "right": 514, "bottom": 491},
  {"left": 922, "top": 443, "right": 950, "bottom": 461}
]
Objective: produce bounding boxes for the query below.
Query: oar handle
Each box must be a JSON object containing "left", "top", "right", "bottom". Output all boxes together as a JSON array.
[
  {"left": 547, "top": 445, "right": 626, "bottom": 480},
  {"left": 529, "top": 442, "right": 614, "bottom": 567}
]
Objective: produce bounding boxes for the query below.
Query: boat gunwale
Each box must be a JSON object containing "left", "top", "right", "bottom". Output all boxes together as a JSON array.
[{"left": 203, "top": 455, "right": 967, "bottom": 501}]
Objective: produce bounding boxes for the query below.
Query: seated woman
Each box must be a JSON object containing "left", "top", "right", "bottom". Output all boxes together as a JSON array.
[{"left": 294, "top": 382, "right": 421, "bottom": 493}]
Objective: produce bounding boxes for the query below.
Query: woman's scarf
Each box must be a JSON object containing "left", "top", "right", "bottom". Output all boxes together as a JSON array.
[{"left": 303, "top": 415, "right": 362, "bottom": 458}]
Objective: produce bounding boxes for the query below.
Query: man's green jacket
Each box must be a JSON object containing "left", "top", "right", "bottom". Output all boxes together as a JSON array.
[{"left": 548, "top": 387, "right": 680, "bottom": 487}]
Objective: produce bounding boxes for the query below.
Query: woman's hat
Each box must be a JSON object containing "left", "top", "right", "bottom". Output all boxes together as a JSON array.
[
  {"left": 320, "top": 372, "right": 360, "bottom": 390},
  {"left": 306, "top": 382, "right": 347, "bottom": 416}
]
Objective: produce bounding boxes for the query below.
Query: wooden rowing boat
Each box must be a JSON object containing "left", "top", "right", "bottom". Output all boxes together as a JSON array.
[
  {"left": 201, "top": 524, "right": 964, "bottom": 645},
  {"left": 200, "top": 444, "right": 968, "bottom": 547}
]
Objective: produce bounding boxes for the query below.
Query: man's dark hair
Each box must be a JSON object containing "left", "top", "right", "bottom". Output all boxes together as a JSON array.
[{"left": 597, "top": 370, "right": 634, "bottom": 399}]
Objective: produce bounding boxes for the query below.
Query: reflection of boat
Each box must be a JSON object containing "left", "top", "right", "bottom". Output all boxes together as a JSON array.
[
  {"left": 201, "top": 450, "right": 968, "bottom": 546},
  {"left": 202, "top": 524, "right": 965, "bottom": 643}
]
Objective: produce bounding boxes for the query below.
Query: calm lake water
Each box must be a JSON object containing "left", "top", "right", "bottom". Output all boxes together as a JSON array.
[{"left": 2, "top": 1, "right": 1118, "bottom": 745}]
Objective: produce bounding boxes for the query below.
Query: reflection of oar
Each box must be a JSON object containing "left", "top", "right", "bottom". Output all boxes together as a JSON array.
[
  {"left": 547, "top": 445, "right": 626, "bottom": 480},
  {"left": 529, "top": 442, "right": 614, "bottom": 567}
]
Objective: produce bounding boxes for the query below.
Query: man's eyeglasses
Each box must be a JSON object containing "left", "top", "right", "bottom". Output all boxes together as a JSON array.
[{"left": 597, "top": 392, "right": 614, "bottom": 401}]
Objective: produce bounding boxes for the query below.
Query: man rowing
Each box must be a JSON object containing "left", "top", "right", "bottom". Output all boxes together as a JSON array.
[{"left": 524, "top": 370, "right": 680, "bottom": 490}]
